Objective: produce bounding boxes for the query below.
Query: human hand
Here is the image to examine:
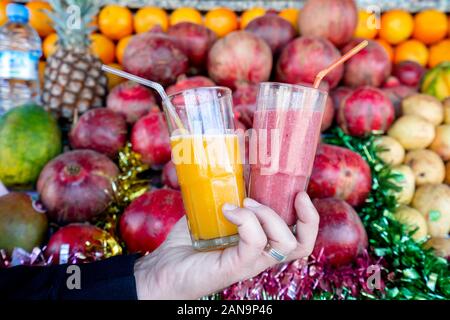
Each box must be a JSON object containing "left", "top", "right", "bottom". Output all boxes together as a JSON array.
[{"left": 133, "top": 192, "right": 319, "bottom": 300}]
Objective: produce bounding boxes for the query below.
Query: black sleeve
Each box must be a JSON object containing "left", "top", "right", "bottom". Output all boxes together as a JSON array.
[{"left": 0, "top": 254, "right": 139, "bottom": 300}]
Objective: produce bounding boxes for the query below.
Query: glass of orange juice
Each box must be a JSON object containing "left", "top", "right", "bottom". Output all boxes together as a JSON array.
[{"left": 164, "top": 87, "right": 245, "bottom": 251}]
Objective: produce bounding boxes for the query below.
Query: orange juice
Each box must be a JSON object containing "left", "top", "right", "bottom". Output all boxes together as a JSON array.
[{"left": 170, "top": 134, "right": 245, "bottom": 246}]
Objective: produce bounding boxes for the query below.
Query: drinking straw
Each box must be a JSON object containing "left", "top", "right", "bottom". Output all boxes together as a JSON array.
[
  {"left": 101, "top": 65, "right": 185, "bottom": 131},
  {"left": 313, "top": 40, "right": 369, "bottom": 89}
]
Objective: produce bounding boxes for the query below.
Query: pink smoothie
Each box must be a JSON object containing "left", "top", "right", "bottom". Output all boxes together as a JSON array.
[{"left": 249, "top": 108, "right": 323, "bottom": 225}]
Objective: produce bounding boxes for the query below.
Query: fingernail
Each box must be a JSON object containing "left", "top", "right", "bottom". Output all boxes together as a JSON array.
[
  {"left": 222, "top": 203, "right": 238, "bottom": 212},
  {"left": 244, "top": 198, "right": 261, "bottom": 208}
]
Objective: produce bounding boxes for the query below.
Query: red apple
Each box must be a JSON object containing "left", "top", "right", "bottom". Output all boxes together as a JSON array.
[
  {"left": 107, "top": 81, "right": 158, "bottom": 124},
  {"left": 312, "top": 198, "right": 368, "bottom": 267},
  {"left": 308, "top": 144, "right": 372, "bottom": 207},
  {"left": 69, "top": 108, "right": 127, "bottom": 158},
  {"left": 120, "top": 189, "right": 185, "bottom": 253},
  {"left": 131, "top": 111, "right": 171, "bottom": 167},
  {"left": 337, "top": 86, "right": 395, "bottom": 137}
]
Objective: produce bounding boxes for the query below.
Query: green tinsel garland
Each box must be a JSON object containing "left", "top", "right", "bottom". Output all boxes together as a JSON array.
[{"left": 325, "top": 128, "right": 450, "bottom": 300}]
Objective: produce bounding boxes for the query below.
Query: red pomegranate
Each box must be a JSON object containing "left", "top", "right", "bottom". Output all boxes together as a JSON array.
[
  {"left": 382, "top": 76, "right": 401, "bottom": 88},
  {"left": 245, "top": 13, "right": 296, "bottom": 55},
  {"left": 299, "top": 0, "right": 357, "bottom": 47},
  {"left": 392, "top": 61, "right": 425, "bottom": 88},
  {"left": 162, "top": 160, "right": 180, "bottom": 190},
  {"left": 276, "top": 36, "right": 343, "bottom": 88},
  {"left": 131, "top": 111, "right": 171, "bottom": 167},
  {"left": 37, "top": 150, "right": 119, "bottom": 224},
  {"left": 338, "top": 86, "right": 395, "bottom": 137},
  {"left": 308, "top": 144, "right": 372, "bottom": 207},
  {"left": 166, "top": 75, "right": 216, "bottom": 96},
  {"left": 45, "top": 223, "right": 118, "bottom": 264},
  {"left": 207, "top": 31, "right": 272, "bottom": 89},
  {"left": 69, "top": 108, "right": 127, "bottom": 158},
  {"left": 342, "top": 39, "right": 392, "bottom": 88},
  {"left": 167, "top": 22, "right": 217, "bottom": 71},
  {"left": 232, "top": 83, "right": 259, "bottom": 129},
  {"left": 330, "top": 87, "right": 353, "bottom": 111},
  {"left": 122, "top": 32, "right": 189, "bottom": 86},
  {"left": 120, "top": 189, "right": 185, "bottom": 253},
  {"left": 382, "top": 85, "right": 416, "bottom": 117},
  {"left": 107, "top": 81, "right": 158, "bottom": 124},
  {"left": 312, "top": 198, "right": 368, "bottom": 267}
]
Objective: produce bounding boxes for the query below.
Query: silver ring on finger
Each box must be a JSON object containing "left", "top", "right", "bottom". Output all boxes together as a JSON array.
[{"left": 264, "top": 244, "right": 288, "bottom": 263}]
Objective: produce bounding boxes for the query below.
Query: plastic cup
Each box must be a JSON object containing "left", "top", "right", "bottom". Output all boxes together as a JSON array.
[
  {"left": 248, "top": 82, "right": 327, "bottom": 226},
  {"left": 164, "top": 87, "right": 245, "bottom": 251}
]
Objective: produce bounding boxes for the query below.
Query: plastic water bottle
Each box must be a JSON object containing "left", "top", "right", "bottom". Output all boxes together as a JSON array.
[{"left": 0, "top": 3, "right": 42, "bottom": 115}]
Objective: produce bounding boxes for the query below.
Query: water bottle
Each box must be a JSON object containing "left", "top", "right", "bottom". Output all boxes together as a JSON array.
[{"left": 0, "top": 3, "right": 42, "bottom": 115}]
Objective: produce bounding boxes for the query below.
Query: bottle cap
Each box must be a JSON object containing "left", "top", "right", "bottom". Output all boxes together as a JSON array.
[{"left": 6, "top": 3, "right": 29, "bottom": 23}]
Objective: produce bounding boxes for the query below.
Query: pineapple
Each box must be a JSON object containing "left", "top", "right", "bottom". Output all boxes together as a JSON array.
[{"left": 43, "top": 0, "right": 107, "bottom": 120}]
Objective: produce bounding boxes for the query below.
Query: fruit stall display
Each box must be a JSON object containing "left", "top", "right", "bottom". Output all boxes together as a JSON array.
[{"left": 0, "top": 0, "right": 449, "bottom": 300}]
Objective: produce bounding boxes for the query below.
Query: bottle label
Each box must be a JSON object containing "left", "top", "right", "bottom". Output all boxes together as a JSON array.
[{"left": 0, "top": 50, "right": 41, "bottom": 81}]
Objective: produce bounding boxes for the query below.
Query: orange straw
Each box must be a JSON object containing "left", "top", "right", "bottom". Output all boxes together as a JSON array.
[{"left": 313, "top": 40, "right": 369, "bottom": 89}]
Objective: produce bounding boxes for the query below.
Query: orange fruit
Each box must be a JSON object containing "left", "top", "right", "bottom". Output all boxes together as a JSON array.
[
  {"left": 240, "top": 7, "right": 266, "bottom": 29},
  {"left": 170, "top": 7, "right": 203, "bottom": 26},
  {"left": 375, "top": 39, "right": 394, "bottom": 62},
  {"left": 26, "top": 1, "right": 54, "bottom": 38},
  {"left": 428, "top": 39, "right": 450, "bottom": 68},
  {"left": 99, "top": 5, "right": 133, "bottom": 41},
  {"left": 278, "top": 8, "right": 300, "bottom": 31},
  {"left": 205, "top": 8, "right": 238, "bottom": 37},
  {"left": 394, "top": 39, "right": 429, "bottom": 66},
  {"left": 43, "top": 33, "right": 58, "bottom": 59},
  {"left": 413, "top": 9, "right": 448, "bottom": 45},
  {"left": 354, "top": 10, "right": 378, "bottom": 39},
  {"left": 0, "top": 1, "right": 10, "bottom": 26},
  {"left": 38, "top": 61, "right": 45, "bottom": 89},
  {"left": 116, "top": 35, "right": 132, "bottom": 65},
  {"left": 134, "top": 7, "right": 169, "bottom": 33},
  {"left": 379, "top": 10, "right": 414, "bottom": 45},
  {"left": 106, "top": 63, "right": 125, "bottom": 90},
  {"left": 90, "top": 33, "right": 116, "bottom": 65}
]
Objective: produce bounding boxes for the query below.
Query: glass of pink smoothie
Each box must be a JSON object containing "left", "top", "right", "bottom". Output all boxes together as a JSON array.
[{"left": 248, "top": 82, "right": 327, "bottom": 226}]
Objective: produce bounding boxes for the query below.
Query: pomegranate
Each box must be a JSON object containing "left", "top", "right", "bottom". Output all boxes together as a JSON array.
[
  {"left": 232, "top": 83, "right": 259, "bottom": 129},
  {"left": 342, "top": 39, "right": 392, "bottom": 88},
  {"left": 107, "top": 81, "right": 158, "bottom": 124},
  {"left": 382, "top": 85, "right": 416, "bottom": 117},
  {"left": 162, "top": 160, "right": 180, "bottom": 190},
  {"left": 330, "top": 87, "right": 353, "bottom": 111},
  {"left": 322, "top": 95, "right": 335, "bottom": 132},
  {"left": 166, "top": 75, "right": 216, "bottom": 96},
  {"left": 276, "top": 36, "right": 343, "bottom": 88},
  {"left": 312, "top": 198, "right": 368, "bottom": 267},
  {"left": 45, "top": 223, "right": 118, "bottom": 264},
  {"left": 207, "top": 31, "right": 272, "bottom": 89},
  {"left": 131, "top": 111, "right": 171, "bottom": 166},
  {"left": 299, "top": 0, "right": 357, "bottom": 47},
  {"left": 245, "top": 13, "right": 296, "bottom": 55},
  {"left": 383, "top": 76, "right": 402, "bottom": 88},
  {"left": 167, "top": 22, "right": 217, "bottom": 71},
  {"left": 393, "top": 61, "right": 426, "bottom": 88},
  {"left": 122, "top": 32, "right": 189, "bottom": 86},
  {"left": 308, "top": 144, "right": 372, "bottom": 207},
  {"left": 37, "top": 150, "right": 119, "bottom": 224},
  {"left": 120, "top": 189, "right": 185, "bottom": 253},
  {"left": 69, "top": 108, "right": 127, "bottom": 158},
  {"left": 338, "top": 87, "right": 395, "bottom": 137}
]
